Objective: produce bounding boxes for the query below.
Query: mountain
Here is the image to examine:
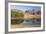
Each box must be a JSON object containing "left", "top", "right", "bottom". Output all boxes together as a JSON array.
[
  {"left": 11, "top": 9, "right": 23, "bottom": 12},
  {"left": 11, "top": 9, "right": 24, "bottom": 18}
]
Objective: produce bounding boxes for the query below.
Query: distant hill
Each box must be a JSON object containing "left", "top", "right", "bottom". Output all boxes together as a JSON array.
[
  {"left": 11, "top": 9, "right": 23, "bottom": 12},
  {"left": 11, "top": 9, "right": 24, "bottom": 18}
]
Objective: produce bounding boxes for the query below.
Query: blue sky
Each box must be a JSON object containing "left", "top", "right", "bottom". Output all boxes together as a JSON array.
[{"left": 11, "top": 5, "right": 41, "bottom": 11}]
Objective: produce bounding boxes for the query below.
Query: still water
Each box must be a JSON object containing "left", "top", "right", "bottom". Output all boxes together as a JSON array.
[
  {"left": 21, "top": 19, "right": 41, "bottom": 25},
  {"left": 11, "top": 18, "right": 41, "bottom": 25}
]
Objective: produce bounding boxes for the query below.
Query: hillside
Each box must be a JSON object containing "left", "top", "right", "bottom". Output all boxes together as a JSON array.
[{"left": 11, "top": 9, "right": 24, "bottom": 18}]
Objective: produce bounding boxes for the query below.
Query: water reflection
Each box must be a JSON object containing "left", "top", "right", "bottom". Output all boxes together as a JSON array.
[
  {"left": 21, "top": 18, "right": 41, "bottom": 25},
  {"left": 11, "top": 18, "right": 41, "bottom": 25}
]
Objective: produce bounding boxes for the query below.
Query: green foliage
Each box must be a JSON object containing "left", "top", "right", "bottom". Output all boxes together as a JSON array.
[
  {"left": 11, "top": 9, "right": 24, "bottom": 24},
  {"left": 11, "top": 9, "right": 24, "bottom": 18},
  {"left": 15, "top": 20, "right": 24, "bottom": 24},
  {"left": 11, "top": 19, "right": 24, "bottom": 24}
]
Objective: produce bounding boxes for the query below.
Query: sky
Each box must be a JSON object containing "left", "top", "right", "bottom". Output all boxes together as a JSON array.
[{"left": 11, "top": 5, "right": 41, "bottom": 11}]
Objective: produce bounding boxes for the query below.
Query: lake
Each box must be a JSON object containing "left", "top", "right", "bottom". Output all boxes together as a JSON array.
[{"left": 21, "top": 19, "right": 41, "bottom": 25}]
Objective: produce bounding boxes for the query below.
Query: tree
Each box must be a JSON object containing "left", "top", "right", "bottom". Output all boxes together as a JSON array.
[{"left": 36, "top": 11, "right": 41, "bottom": 15}]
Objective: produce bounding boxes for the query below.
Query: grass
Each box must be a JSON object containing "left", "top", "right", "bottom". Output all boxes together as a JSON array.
[{"left": 11, "top": 24, "right": 41, "bottom": 28}]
